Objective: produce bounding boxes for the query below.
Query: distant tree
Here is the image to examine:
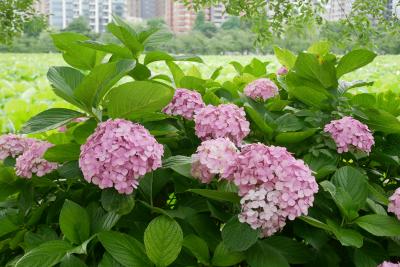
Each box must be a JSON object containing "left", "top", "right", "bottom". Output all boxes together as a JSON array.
[
  {"left": 221, "top": 16, "right": 241, "bottom": 30},
  {"left": 63, "top": 16, "right": 91, "bottom": 35},
  {"left": 193, "top": 11, "right": 217, "bottom": 38},
  {"left": 23, "top": 15, "right": 47, "bottom": 37},
  {"left": 147, "top": 18, "right": 166, "bottom": 29}
]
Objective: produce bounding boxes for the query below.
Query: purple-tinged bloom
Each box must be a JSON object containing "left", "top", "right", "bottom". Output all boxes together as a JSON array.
[
  {"left": 244, "top": 78, "right": 279, "bottom": 101},
  {"left": 163, "top": 88, "right": 205, "bottom": 120}
]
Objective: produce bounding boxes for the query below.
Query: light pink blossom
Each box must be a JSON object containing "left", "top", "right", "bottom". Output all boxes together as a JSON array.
[
  {"left": 194, "top": 104, "right": 250, "bottom": 145},
  {"left": 378, "top": 262, "right": 400, "bottom": 267},
  {"left": 15, "top": 141, "right": 58, "bottom": 178},
  {"left": 228, "top": 143, "right": 318, "bottom": 237},
  {"left": 244, "top": 78, "right": 279, "bottom": 101},
  {"left": 191, "top": 138, "right": 238, "bottom": 183},
  {"left": 277, "top": 66, "right": 288, "bottom": 75},
  {"left": 162, "top": 88, "right": 205, "bottom": 120},
  {"left": 79, "top": 119, "right": 164, "bottom": 194},
  {"left": 0, "top": 134, "right": 36, "bottom": 160},
  {"left": 324, "top": 116, "right": 374, "bottom": 154},
  {"left": 388, "top": 187, "right": 400, "bottom": 220}
]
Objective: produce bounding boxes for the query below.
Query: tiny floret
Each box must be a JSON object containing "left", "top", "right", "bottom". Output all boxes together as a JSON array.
[
  {"left": 79, "top": 119, "right": 164, "bottom": 194},
  {"left": 378, "top": 262, "right": 400, "bottom": 267},
  {"left": 277, "top": 66, "right": 288, "bottom": 75},
  {"left": 230, "top": 143, "right": 318, "bottom": 237},
  {"left": 388, "top": 188, "right": 400, "bottom": 220},
  {"left": 194, "top": 104, "right": 250, "bottom": 145},
  {"left": 0, "top": 134, "right": 35, "bottom": 160},
  {"left": 244, "top": 78, "right": 279, "bottom": 101},
  {"left": 15, "top": 141, "right": 58, "bottom": 178},
  {"left": 163, "top": 88, "right": 205, "bottom": 120},
  {"left": 324, "top": 116, "right": 374, "bottom": 154},
  {"left": 191, "top": 138, "right": 238, "bottom": 183}
]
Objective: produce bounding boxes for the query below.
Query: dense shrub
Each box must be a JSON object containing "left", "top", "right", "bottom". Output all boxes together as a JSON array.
[{"left": 0, "top": 19, "right": 400, "bottom": 267}]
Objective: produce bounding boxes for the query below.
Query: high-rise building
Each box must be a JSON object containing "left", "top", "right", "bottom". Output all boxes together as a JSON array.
[
  {"left": 207, "top": 4, "right": 228, "bottom": 27},
  {"left": 165, "top": 0, "right": 196, "bottom": 33},
  {"left": 323, "top": 0, "right": 354, "bottom": 21},
  {"left": 387, "top": 0, "right": 400, "bottom": 18}
]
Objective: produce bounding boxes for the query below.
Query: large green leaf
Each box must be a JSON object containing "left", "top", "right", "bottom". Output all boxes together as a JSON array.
[
  {"left": 327, "top": 220, "right": 363, "bottom": 248},
  {"left": 99, "top": 252, "right": 124, "bottom": 267},
  {"left": 0, "top": 215, "right": 19, "bottom": 238},
  {"left": 294, "top": 52, "right": 337, "bottom": 89},
  {"left": 0, "top": 167, "right": 19, "bottom": 201},
  {"left": 74, "top": 60, "right": 136, "bottom": 108},
  {"left": 144, "top": 215, "right": 183, "bottom": 266},
  {"left": 273, "top": 46, "right": 297, "bottom": 68},
  {"left": 166, "top": 61, "right": 185, "bottom": 87},
  {"left": 336, "top": 49, "right": 377, "bottom": 78},
  {"left": 307, "top": 41, "right": 331, "bottom": 56},
  {"left": 78, "top": 40, "right": 133, "bottom": 58},
  {"left": 188, "top": 189, "right": 240, "bottom": 203},
  {"left": 246, "top": 241, "right": 290, "bottom": 267},
  {"left": 51, "top": 32, "right": 102, "bottom": 70},
  {"left": 21, "top": 108, "right": 83, "bottom": 134},
  {"left": 361, "top": 108, "right": 400, "bottom": 134},
  {"left": 212, "top": 242, "right": 245, "bottom": 267},
  {"left": 43, "top": 143, "right": 81, "bottom": 163},
  {"left": 47, "top": 66, "right": 85, "bottom": 109},
  {"left": 222, "top": 217, "right": 259, "bottom": 252},
  {"left": 15, "top": 240, "right": 72, "bottom": 267},
  {"left": 182, "top": 234, "right": 210, "bottom": 265},
  {"left": 144, "top": 51, "right": 203, "bottom": 65},
  {"left": 355, "top": 215, "right": 400, "bottom": 236},
  {"left": 107, "top": 23, "right": 143, "bottom": 57},
  {"left": 101, "top": 189, "right": 135, "bottom": 215},
  {"left": 263, "top": 236, "right": 313, "bottom": 264},
  {"left": 106, "top": 81, "right": 174, "bottom": 119},
  {"left": 59, "top": 200, "right": 90, "bottom": 244},
  {"left": 59, "top": 255, "right": 87, "bottom": 267},
  {"left": 244, "top": 106, "right": 273, "bottom": 136},
  {"left": 275, "top": 128, "right": 317, "bottom": 144},
  {"left": 98, "top": 231, "right": 151, "bottom": 267}
]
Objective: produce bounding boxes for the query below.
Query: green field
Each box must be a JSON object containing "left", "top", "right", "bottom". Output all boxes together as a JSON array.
[{"left": 1, "top": 53, "right": 399, "bottom": 133}]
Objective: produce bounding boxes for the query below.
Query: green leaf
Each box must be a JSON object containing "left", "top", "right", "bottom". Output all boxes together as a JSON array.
[
  {"left": 273, "top": 46, "right": 297, "bottom": 68},
  {"left": 355, "top": 215, "right": 400, "bottom": 236},
  {"left": 106, "top": 81, "right": 174, "bottom": 119},
  {"left": 275, "top": 128, "right": 317, "bottom": 144},
  {"left": 74, "top": 60, "right": 136, "bottom": 108},
  {"left": 98, "top": 231, "right": 151, "bottom": 267},
  {"left": 144, "top": 51, "right": 202, "bottom": 65},
  {"left": 246, "top": 241, "right": 290, "bottom": 267},
  {"left": 166, "top": 61, "right": 185, "bottom": 87},
  {"left": 263, "top": 236, "right": 313, "bottom": 264},
  {"left": 222, "top": 217, "right": 259, "bottom": 252},
  {"left": 108, "top": 23, "right": 143, "bottom": 57},
  {"left": 73, "top": 119, "right": 97, "bottom": 144},
  {"left": 294, "top": 52, "right": 337, "bottom": 89},
  {"left": 51, "top": 32, "right": 101, "bottom": 70},
  {"left": 353, "top": 249, "right": 378, "bottom": 267},
  {"left": 336, "top": 49, "right": 377, "bottom": 78},
  {"left": 308, "top": 41, "right": 331, "bottom": 56},
  {"left": 21, "top": 108, "right": 83, "bottom": 134},
  {"left": 43, "top": 143, "right": 81, "bottom": 163},
  {"left": 47, "top": 67, "right": 85, "bottom": 109},
  {"left": 188, "top": 189, "right": 240, "bottom": 203},
  {"left": 0, "top": 167, "right": 19, "bottom": 201},
  {"left": 59, "top": 200, "right": 90, "bottom": 244},
  {"left": 162, "top": 156, "right": 193, "bottom": 178},
  {"left": 182, "top": 234, "right": 209, "bottom": 265},
  {"left": 299, "top": 216, "right": 332, "bottom": 232},
  {"left": 99, "top": 252, "right": 124, "bottom": 267},
  {"left": 361, "top": 108, "right": 400, "bottom": 134},
  {"left": 203, "top": 91, "right": 221, "bottom": 105},
  {"left": 60, "top": 255, "right": 87, "bottom": 267},
  {"left": 15, "top": 240, "right": 72, "bottom": 267},
  {"left": 275, "top": 114, "right": 303, "bottom": 132},
  {"left": 212, "top": 242, "right": 245, "bottom": 267},
  {"left": 129, "top": 63, "right": 151, "bottom": 80},
  {"left": 327, "top": 220, "right": 363, "bottom": 248},
  {"left": 79, "top": 40, "right": 133, "bottom": 58},
  {"left": 244, "top": 106, "right": 273, "bottom": 136},
  {"left": 144, "top": 215, "right": 183, "bottom": 266},
  {"left": 101, "top": 189, "right": 135, "bottom": 215},
  {"left": 0, "top": 216, "right": 19, "bottom": 238},
  {"left": 351, "top": 93, "right": 376, "bottom": 107}
]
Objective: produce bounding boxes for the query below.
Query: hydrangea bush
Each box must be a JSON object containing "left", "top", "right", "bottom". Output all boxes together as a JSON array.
[{"left": 0, "top": 20, "right": 400, "bottom": 267}]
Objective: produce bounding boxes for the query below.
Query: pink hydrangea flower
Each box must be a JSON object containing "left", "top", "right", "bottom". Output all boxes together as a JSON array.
[
  {"left": 244, "top": 78, "right": 279, "bottom": 101},
  {"left": 324, "top": 116, "right": 374, "bottom": 154},
  {"left": 378, "top": 262, "right": 400, "bottom": 267},
  {"left": 0, "top": 134, "right": 35, "bottom": 160},
  {"left": 194, "top": 104, "right": 250, "bottom": 145},
  {"left": 79, "top": 119, "right": 164, "bottom": 194},
  {"left": 277, "top": 66, "right": 288, "bottom": 75},
  {"left": 388, "top": 187, "right": 400, "bottom": 220},
  {"left": 228, "top": 143, "right": 318, "bottom": 237},
  {"left": 15, "top": 141, "right": 58, "bottom": 178},
  {"left": 191, "top": 138, "right": 238, "bottom": 183},
  {"left": 162, "top": 88, "right": 205, "bottom": 120}
]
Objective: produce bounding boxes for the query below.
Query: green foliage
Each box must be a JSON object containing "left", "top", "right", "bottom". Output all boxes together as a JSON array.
[{"left": 2, "top": 17, "right": 400, "bottom": 267}]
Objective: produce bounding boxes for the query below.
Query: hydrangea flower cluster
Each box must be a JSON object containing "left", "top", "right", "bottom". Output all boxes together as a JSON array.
[
  {"left": 388, "top": 188, "right": 400, "bottom": 220},
  {"left": 0, "top": 134, "right": 35, "bottom": 160},
  {"left": 162, "top": 88, "right": 205, "bottom": 120},
  {"left": 15, "top": 141, "right": 58, "bottom": 178},
  {"left": 191, "top": 138, "right": 238, "bottom": 183},
  {"left": 324, "top": 116, "right": 374, "bottom": 154},
  {"left": 79, "top": 119, "right": 164, "bottom": 194},
  {"left": 378, "top": 262, "right": 400, "bottom": 267},
  {"left": 194, "top": 104, "right": 250, "bottom": 145},
  {"left": 229, "top": 144, "right": 318, "bottom": 236},
  {"left": 277, "top": 66, "right": 288, "bottom": 75},
  {"left": 244, "top": 78, "right": 279, "bottom": 101}
]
